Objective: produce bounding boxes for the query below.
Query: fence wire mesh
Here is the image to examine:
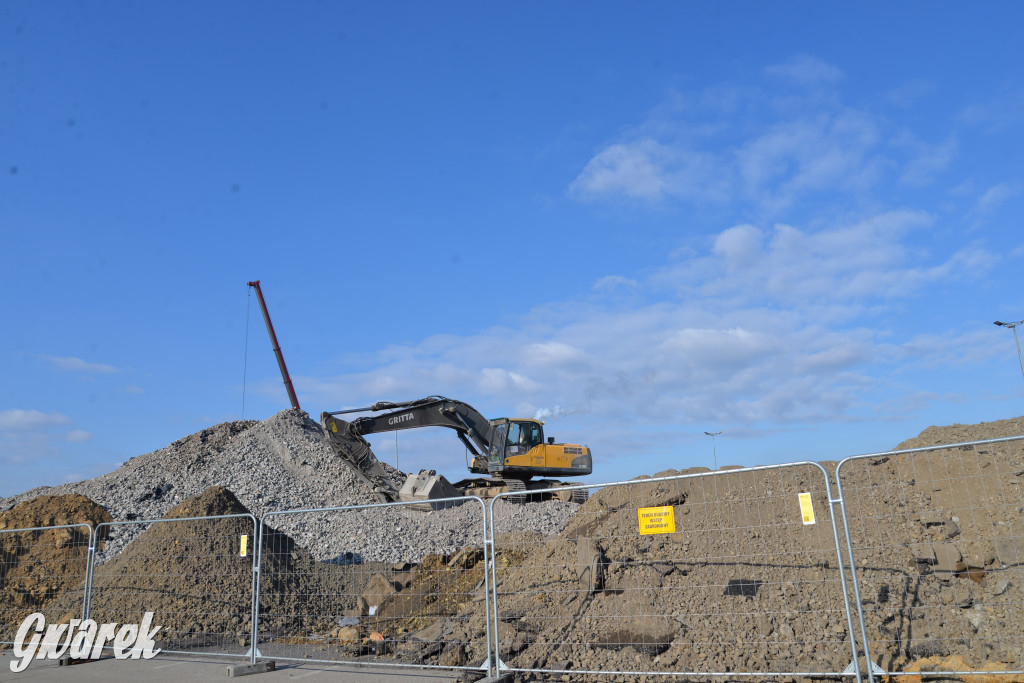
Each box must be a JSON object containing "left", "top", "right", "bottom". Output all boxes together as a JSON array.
[
  {"left": 255, "top": 497, "right": 491, "bottom": 673},
  {"left": 836, "top": 436, "right": 1024, "bottom": 679},
  {"left": 87, "top": 513, "right": 258, "bottom": 658},
  {"left": 488, "top": 463, "right": 855, "bottom": 678},
  {"left": 0, "top": 523, "right": 94, "bottom": 645}
]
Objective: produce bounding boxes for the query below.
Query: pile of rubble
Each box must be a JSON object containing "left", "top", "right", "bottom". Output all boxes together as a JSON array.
[{"left": 0, "top": 409, "right": 579, "bottom": 564}]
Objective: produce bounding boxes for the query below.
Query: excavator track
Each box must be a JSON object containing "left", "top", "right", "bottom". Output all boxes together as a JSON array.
[{"left": 504, "top": 478, "right": 527, "bottom": 504}]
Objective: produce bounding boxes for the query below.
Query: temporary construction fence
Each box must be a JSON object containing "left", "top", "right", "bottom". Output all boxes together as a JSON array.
[
  {"left": 1, "top": 434, "right": 1022, "bottom": 682},
  {"left": 835, "top": 435, "right": 1024, "bottom": 682},
  {"left": 254, "top": 496, "right": 493, "bottom": 675},
  {"left": 487, "top": 463, "right": 859, "bottom": 679},
  {"left": 0, "top": 523, "right": 94, "bottom": 645},
  {"left": 86, "top": 513, "right": 258, "bottom": 659}
]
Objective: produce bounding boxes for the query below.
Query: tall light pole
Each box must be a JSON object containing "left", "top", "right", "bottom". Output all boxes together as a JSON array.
[
  {"left": 704, "top": 430, "right": 722, "bottom": 469},
  {"left": 994, "top": 320, "right": 1024, "bottom": 380}
]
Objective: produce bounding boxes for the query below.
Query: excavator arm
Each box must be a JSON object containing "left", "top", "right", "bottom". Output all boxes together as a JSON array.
[
  {"left": 345, "top": 396, "right": 494, "bottom": 455},
  {"left": 320, "top": 396, "right": 495, "bottom": 503}
]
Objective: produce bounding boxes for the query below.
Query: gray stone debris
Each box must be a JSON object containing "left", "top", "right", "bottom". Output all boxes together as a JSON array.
[{"left": 0, "top": 409, "right": 580, "bottom": 564}]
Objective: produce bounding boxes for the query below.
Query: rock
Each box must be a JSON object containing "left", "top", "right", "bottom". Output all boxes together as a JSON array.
[
  {"left": 576, "top": 538, "right": 605, "bottom": 596},
  {"left": 995, "top": 539, "right": 1022, "bottom": 567},
  {"left": 335, "top": 625, "right": 360, "bottom": 643},
  {"left": 931, "top": 542, "right": 962, "bottom": 572},
  {"left": 362, "top": 573, "right": 400, "bottom": 611}
]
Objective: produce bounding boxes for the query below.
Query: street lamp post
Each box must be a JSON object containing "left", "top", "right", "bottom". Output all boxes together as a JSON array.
[
  {"left": 704, "top": 430, "right": 722, "bottom": 469},
  {"left": 994, "top": 320, "right": 1024, "bottom": 380}
]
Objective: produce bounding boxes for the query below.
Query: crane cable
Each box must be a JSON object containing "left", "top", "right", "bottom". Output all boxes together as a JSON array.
[{"left": 242, "top": 286, "right": 252, "bottom": 419}]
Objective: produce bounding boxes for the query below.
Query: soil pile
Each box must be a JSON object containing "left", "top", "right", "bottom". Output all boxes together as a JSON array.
[
  {"left": 0, "top": 495, "right": 112, "bottom": 641},
  {"left": 894, "top": 415, "right": 1024, "bottom": 450},
  {"left": 425, "top": 426, "right": 1024, "bottom": 678},
  {"left": 39, "top": 486, "right": 384, "bottom": 654}
]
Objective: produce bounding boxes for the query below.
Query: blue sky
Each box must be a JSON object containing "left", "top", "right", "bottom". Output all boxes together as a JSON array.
[{"left": 2, "top": 2, "right": 1023, "bottom": 497}]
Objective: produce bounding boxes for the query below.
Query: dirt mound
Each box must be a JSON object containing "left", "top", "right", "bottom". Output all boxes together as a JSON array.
[
  {"left": 895, "top": 415, "right": 1024, "bottom": 450},
  {"left": 0, "top": 494, "right": 112, "bottom": 532},
  {"left": 0, "top": 495, "right": 112, "bottom": 641},
  {"left": 163, "top": 485, "right": 251, "bottom": 519},
  {"left": 431, "top": 432, "right": 1024, "bottom": 678},
  {"left": 34, "top": 486, "right": 382, "bottom": 654}
]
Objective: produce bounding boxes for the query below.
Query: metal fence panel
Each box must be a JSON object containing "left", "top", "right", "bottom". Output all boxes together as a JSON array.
[
  {"left": 255, "top": 496, "right": 492, "bottom": 674},
  {"left": 488, "top": 463, "right": 855, "bottom": 678},
  {"left": 87, "top": 514, "right": 258, "bottom": 658},
  {"left": 0, "top": 523, "right": 94, "bottom": 644},
  {"left": 836, "top": 436, "right": 1024, "bottom": 679}
]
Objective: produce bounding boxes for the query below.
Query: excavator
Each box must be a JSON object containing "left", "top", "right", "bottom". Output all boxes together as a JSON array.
[{"left": 320, "top": 396, "right": 592, "bottom": 508}]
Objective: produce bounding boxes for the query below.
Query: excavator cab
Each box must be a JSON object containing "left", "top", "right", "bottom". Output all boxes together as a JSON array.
[{"left": 485, "top": 418, "right": 591, "bottom": 478}]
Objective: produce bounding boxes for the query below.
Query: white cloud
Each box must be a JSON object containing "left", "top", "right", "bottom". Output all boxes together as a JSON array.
[
  {"left": 0, "top": 409, "right": 72, "bottom": 431},
  {"left": 523, "top": 342, "right": 588, "bottom": 367},
  {"left": 734, "top": 112, "right": 883, "bottom": 209},
  {"left": 893, "top": 134, "right": 957, "bottom": 186},
  {"left": 41, "top": 356, "right": 119, "bottom": 373},
  {"left": 563, "top": 58, "right": 979, "bottom": 212},
  {"left": 766, "top": 55, "right": 844, "bottom": 86},
  {"left": 478, "top": 368, "right": 541, "bottom": 394},
  {"left": 66, "top": 430, "right": 92, "bottom": 443},
  {"left": 712, "top": 224, "right": 763, "bottom": 270},
  {"left": 299, "top": 207, "right": 994, "bottom": 457},
  {"left": 593, "top": 275, "right": 638, "bottom": 291},
  {"left": 568, "top": 139, "right": 672, "bottom": 200},
  {"left": 974, "top": 183, "right": 1019, "bottom": 216}
]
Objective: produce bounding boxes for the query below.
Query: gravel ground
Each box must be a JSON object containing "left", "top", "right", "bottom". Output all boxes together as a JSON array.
[{"left": 0, "top": 409, "right": 580, "bottom": 564}]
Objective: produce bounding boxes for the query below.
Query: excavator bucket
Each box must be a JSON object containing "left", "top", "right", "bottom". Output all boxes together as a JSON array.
[
  {"left": 320, "top": 413, "right": 403, "bottom": 503},
  {"left": 398, "top": 470, "right": 464, "bottom": 511}
]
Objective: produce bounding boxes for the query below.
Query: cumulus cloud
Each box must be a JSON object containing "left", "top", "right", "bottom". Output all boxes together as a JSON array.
[
  {"left": 568, "top": 139, "right": 672, "bottom": 200},
  {"left": 894, "top": 134, "right": 957, "bottom": 186},
  {"left": 479, "top": 368, "right": 541, "bottom": 394},
  {"left": 0, "top": 409, "right": 72, "bottom": 431},
  {"left": 967, "top": 183, "right": 1020, "bottom": 223},
  {"left": 712, "top": 224, "right": 763, "bottom": 270},
  {"left": 766, "top": 55, "right": 844, "bottom": 86},
  {"left": 564, "top": 57, "right": 969, "bottom": 212},
  {"left": 593, "top": 275, "right": 638, "bottom": 291},
  {"left": 299, "top": 207, "right": 995, "bottom": 455},
  {"left": 41, "top": 356, "right": 119, "bottom": 373},
  {"left": 523, "top": 342, "right": 588, "bottom": 367},
  {"left": 66, "top": 429, "right": 92, "bottom": 443}
]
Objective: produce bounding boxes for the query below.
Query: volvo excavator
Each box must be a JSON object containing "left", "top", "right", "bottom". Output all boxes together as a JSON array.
[{"left": 321, "top": 396, "right": 592, "bottom": 508}]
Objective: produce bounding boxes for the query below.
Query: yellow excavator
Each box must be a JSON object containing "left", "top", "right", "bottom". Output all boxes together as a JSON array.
[{"left": 321, "top": 396, "right": 592, "bottom": 507}]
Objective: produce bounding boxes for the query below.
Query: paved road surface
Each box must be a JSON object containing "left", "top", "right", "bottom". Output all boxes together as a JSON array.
[{"left": 0, "top": 652, "right": 479, "bottom": 682}]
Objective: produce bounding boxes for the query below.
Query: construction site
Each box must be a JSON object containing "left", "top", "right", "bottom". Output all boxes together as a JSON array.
[
  {"left": 0, "top": 285, "right": 1022, "bottom": 681},
  {"left": 1, "top": 406, "right": 1022, "bottom": 682}
]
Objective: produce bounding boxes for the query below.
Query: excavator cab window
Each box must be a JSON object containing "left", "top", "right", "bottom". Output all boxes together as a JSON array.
[
  {"left": 488, "top": 423, "right": 509, "bottom": 468},
  {"left": 507, "top": 421, "right": 542, "bottom": 453}
]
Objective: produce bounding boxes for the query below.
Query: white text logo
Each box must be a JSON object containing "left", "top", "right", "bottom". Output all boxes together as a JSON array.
[{"left": 11, "top": 612, "right": 162, "bottom": 672}]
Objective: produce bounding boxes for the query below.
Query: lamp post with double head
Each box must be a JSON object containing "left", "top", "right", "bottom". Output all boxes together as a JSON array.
[
  {"left": 704, "top": 430, "right": 722, "bottom": 470},
  {"left": 994, "top": 320, "right": 1024, "bottom": 380}
]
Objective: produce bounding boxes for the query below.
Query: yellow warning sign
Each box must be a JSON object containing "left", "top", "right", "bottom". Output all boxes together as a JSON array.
[
  {"left": 240, "top": 535, "right": 248, "bottom": 557},
  {"left": 798, "top": 493, "right": 815, "bottom": 525},
  {"left": 638, "top": 506, "right": 676, "bottom": 535}
]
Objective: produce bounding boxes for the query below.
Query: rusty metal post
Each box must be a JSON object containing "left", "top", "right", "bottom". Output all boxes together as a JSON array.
[{"left": 247, "top": 280, "right": 301, "bottom": 411}]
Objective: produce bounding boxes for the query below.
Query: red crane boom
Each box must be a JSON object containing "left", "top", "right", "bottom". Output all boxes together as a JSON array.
[{"left": 247, "top": 280, "right": 301, "bottom": 411}]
